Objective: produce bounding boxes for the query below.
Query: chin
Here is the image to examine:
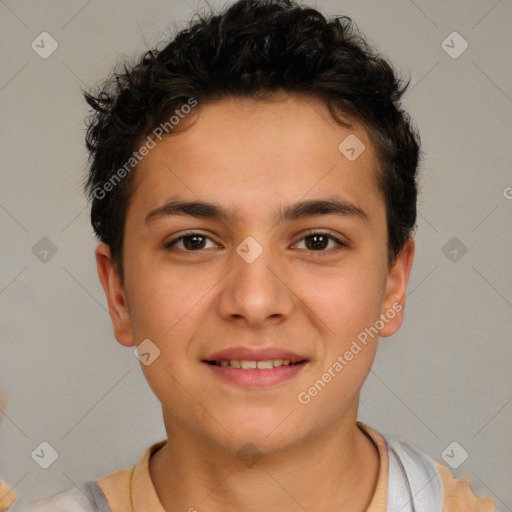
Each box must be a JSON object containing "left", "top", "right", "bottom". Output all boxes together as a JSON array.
[{"left": 206, "top": 410, "right": 310, "bottom": 455}]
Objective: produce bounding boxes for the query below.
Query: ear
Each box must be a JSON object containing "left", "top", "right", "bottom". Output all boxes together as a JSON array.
[
  {"left": 378, "top": 237, "right": 415, "bottom": 337},
  {"left": 95, "top": 243, "right": 135, "bottom": 347}
]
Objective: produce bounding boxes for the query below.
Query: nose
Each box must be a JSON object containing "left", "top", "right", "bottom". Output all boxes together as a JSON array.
[{"left": 216, "top": 237, "right": 296, "bottom": 329}]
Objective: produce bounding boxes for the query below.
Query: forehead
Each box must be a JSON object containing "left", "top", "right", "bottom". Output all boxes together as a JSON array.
[{"left": 128, "top": 94, "right": 384, "bottom": 226}]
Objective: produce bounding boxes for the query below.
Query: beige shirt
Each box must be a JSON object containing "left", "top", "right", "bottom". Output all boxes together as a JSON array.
[{"left": 96, "top": 422, "right": 497, "bottom": 511}]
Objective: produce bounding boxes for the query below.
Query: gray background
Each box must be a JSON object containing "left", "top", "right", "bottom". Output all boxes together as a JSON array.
[{"left": 0, "top": 0, "right": 511, "bottom": 507}]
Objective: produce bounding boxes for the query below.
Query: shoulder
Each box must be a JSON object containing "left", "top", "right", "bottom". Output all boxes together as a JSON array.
[
  {"left": 435, "top": 462, "right": 497, "bottom": 512},
  {"left": 383, "top": 434, "right": 497, "bottom": 512},
  {"left": 0, "top": 479, "right": 17, "bottom": 510},
  {"left": 7, "top": 481, "right": 111, "bottom": 512},
  {"left": 10, "top": 441, "right": 161, "bottom": 512}
]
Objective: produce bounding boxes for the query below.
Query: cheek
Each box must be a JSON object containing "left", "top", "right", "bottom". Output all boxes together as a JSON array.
[
  {"left": 309, "top": 264, "right": 385, "bottom": 343},
  {"left": 124, "top": 264, "right": 207, "bottom": 406},
  {"left": 295, "top": 270, "right": 383, "bottom": 420},
  {"left": 124, "top": 249, "right": 208, "bottom": 339}
]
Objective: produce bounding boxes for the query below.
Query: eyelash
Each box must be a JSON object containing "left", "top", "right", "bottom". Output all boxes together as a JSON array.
[{"left": 164, "top": 230, "right": 347, "bottom": 254}]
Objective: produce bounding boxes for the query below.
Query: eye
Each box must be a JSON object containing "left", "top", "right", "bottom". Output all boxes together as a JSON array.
[
  {"left": 164, "top": 230, "right": 346, "bottom": 253},
  {"left": 294, "top": 231, "right": 346, "bottom": 252},
  {"left": 164, "top": 232, "right": 219, "bottom": 252}
]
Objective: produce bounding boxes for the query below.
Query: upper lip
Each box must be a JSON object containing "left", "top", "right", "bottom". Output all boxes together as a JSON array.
[{"left": 204, "top": 346, "right": 307, "bottom": 363}]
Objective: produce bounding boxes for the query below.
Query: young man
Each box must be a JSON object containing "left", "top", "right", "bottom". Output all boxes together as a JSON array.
[{"left": 11, "top": 0, "right": 497, "bottom": 510}]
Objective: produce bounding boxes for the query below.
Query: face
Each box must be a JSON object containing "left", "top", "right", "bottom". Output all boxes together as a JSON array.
[{"left": 96, "top": 94, "right": 414, "bottom": 454}]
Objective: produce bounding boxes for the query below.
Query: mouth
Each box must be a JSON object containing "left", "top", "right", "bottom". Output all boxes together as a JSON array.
[
  {"left": 202, "top": 347, "right": 309, "bottom": 388},
  {"left": 204, "top": 358, "right": 306, "bottom": 369}
]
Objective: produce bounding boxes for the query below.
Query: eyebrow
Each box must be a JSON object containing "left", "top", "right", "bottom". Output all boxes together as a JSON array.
[{"left": 144, "top": 195, "right": 369, "bottom": 226}]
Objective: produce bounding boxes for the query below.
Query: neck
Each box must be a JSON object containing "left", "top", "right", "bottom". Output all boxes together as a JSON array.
[{"left": 149, "top": 412, "right": 380, "bottom": 511}]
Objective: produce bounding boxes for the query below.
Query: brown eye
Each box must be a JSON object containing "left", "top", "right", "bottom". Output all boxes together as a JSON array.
[
  {"left": 294, "top": 232, "right": 346, "bottom": 252},
  {"left": 165, "top": 233, "right": 218, "bottom": 251}
]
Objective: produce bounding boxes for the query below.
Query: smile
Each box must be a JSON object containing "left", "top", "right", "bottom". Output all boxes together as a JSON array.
[
  {"left": 206, "top": 359, "right": 304, "bottom": 369},
  {"left": 203, "top": 359, "right": 308, "bottom": 388}
]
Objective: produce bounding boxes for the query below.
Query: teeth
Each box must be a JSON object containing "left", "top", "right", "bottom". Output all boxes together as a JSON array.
[
  {"left": 214, "top": 359, "right": 296, "bottom": 369},
  {"left": 256, "top": 360, "right": 273, "bottom": 369}
]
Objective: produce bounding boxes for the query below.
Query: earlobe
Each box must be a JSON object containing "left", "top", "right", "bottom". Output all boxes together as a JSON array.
[
  {"left": 95, "top": 243, "right": 135, "bottom": 347},
  {"left": 379, "top": 238, "right": 415, "bottom": 338}
]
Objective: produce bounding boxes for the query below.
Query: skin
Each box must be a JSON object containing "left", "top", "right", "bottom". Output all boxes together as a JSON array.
[{"left": 96, "top": 93, "right": 415, "bottom": 511}]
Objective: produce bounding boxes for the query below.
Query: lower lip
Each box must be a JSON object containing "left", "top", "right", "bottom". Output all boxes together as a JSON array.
[{"left": 203, "top": 362, "right": 307, "bottom": 388}]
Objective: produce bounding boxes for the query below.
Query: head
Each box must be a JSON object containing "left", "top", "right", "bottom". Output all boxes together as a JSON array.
[{"left": 85, "top": 0, "right": 419, "bottom": 454}]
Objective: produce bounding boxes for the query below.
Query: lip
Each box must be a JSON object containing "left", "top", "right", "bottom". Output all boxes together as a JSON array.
[
  {"left": 202, "top": 346, "right": 309, "bottom": 389},
  {"left": 204, "top": 346, "right": 306, "bottom": 364}
]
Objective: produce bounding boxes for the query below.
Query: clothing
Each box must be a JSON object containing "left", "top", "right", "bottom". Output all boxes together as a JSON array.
[
  {"left": 0, "top": 479, "right": 17, "bottom": 511},
  {"left": 7, "top": 422, "right": 497, "bottom": 511}
]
